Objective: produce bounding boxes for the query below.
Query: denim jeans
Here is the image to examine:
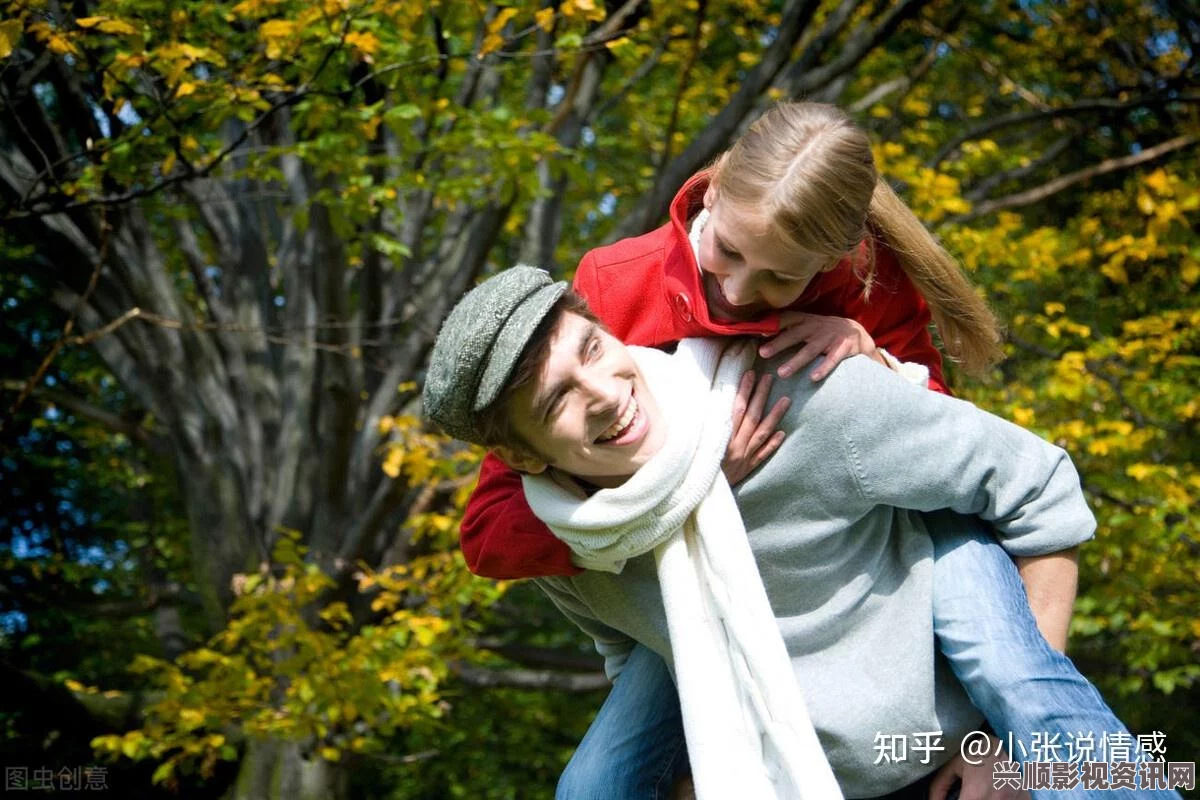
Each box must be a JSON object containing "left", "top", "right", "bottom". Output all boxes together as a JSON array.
[
  {"left": 557, "top": 514, "right": 1179, "bottom": 799},
  {"left": 926, "top": 511, "right": 1178, "bottom": 799},
  {"left": 555, "top": 643, "right": 690, "bottom": 800}
]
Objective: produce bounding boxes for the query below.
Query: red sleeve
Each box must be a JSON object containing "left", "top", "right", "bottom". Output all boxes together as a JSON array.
[
  {"left": 460, "top": 453, "right": 584, "bottom": 579},
  {"left": 857, "top": 244, "right": 950, "bottom": 396}
]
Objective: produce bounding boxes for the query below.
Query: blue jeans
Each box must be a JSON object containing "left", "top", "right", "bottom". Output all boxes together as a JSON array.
[
  {"left": 557, "top": 515, "right": 1179, "bottom": 799},
  {"left": 556, "top": 643, "right": 690, "bottom": 800}
]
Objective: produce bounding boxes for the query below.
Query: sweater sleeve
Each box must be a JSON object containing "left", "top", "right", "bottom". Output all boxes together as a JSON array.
[
  {"left": 459, "top": 454, "right": 584, "bottom": 579},
  {"left": 818, "top": 356, "right": 1095, "bottom": 556},
  {"left": 535, "top": 577, "right": 637, "bottom": 681}
]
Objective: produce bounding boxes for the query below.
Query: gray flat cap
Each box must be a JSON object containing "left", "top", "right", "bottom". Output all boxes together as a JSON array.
[{"left": 423, "top": 265, "right": 568, "bottom": 443}]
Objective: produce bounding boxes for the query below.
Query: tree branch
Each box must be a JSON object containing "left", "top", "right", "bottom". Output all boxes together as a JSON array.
[
  {"left": 946, "top": 134, "right": 1200, "bottom": 224},
  {"left": 928, "top": 91, "right": 1200, "bottom": 167},
  {"left": 451, "top": 662, "right": 609, "bottom": 692}
]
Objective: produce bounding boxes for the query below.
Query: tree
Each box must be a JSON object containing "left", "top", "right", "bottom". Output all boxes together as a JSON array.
[{"left": 2, "top": 0, "right": 1197, "bottom": 795}]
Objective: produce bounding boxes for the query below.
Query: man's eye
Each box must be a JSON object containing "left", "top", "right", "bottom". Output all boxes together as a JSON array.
[{"left": 587, "top": 339, "right": 602, "bottom": 359}]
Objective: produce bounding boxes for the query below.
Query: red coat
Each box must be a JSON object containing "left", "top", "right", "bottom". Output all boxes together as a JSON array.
[{"left": 459, "top": 172, "right": 947, "bottom": 579}]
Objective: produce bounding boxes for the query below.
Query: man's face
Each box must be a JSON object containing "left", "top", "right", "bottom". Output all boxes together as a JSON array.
[
  {"left": 697, "top": 185, "right": 844, "bottom": 322},
  {"left": 506, "top": 311, "right": 667, "bottom": 488}
]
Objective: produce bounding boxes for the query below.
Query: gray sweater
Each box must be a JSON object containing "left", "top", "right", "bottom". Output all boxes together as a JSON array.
[{"left": 535, "top": 353, "right": 1096, "bottom": 797}]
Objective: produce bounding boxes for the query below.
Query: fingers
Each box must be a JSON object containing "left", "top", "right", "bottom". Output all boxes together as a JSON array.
[
  {"left": 744, "top": 372, "right": 773, "bottom": 427},
  {"left": 730, "top": 370, "right": 754, "bottom": 430},
  {"left": 723, "top": 372, "right": 789, "bottom": 485},
  {"left": 761, "top": 313, "right": 878, "bottom": 380},
  {"left": 759, "top": 322, "right": 813, "bottom": 359},
  {"left": 806, "top": 339, "right": 856, "bottom": 381},
  {"left": 776, "top": 341, "right": 826, "bottom": 379}
]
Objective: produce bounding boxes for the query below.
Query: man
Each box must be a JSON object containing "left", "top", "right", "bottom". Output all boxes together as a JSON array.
[{"left": 423, "top": 267, "right": 1167, "bottom": 799}]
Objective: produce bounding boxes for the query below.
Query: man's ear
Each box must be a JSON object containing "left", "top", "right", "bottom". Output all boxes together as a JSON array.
[{"left": 493, "top": 446, "right": 548, "bottom": 475}]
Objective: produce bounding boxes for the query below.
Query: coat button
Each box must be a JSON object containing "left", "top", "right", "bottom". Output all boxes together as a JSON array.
[{"left": 674, "top": 292, "right": 692, "bottom": 322}]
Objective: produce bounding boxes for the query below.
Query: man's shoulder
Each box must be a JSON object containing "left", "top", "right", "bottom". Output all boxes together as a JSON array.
[{"left": 770, "top": 354, "right": 902, "bottom": 414}]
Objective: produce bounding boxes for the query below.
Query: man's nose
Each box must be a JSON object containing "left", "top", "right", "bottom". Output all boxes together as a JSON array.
[{"left": 579, "top": 372, "right": 621, "bottom": 410}]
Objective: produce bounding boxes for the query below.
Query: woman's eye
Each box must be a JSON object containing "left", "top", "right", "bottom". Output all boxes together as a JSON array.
[
  {"left": 717, "top": 242, "right": 742, "bottom": 260},
  {"left": 771, "top": 272, "right": 803, "bottom": 283}
]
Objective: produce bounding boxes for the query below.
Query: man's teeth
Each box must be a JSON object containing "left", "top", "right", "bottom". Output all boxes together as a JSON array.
[{"left": 597, "top": 398, "right": 638, "bottom": 442}]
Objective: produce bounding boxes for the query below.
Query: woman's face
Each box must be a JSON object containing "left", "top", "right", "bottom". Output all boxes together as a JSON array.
[{"left": 697, "top": 185, "right": 845, "bottom": 322}]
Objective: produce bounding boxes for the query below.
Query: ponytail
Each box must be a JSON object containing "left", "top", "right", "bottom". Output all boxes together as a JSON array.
[{"left": 867, "top": 180, "right": 1004, "bottom": 375}]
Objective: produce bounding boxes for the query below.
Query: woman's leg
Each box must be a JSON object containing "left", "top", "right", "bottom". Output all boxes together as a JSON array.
[
  {"left": 556, "top": 643, "right": 689, "bottom": 800},
  {"left": 928, "top": 510, "right": 1179, "bottom": 799}
]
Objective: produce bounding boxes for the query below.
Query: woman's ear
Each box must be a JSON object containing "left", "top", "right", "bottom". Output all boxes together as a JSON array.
[
  {"left": 493, "top": 446, "right": 548, "bottom": 475},
  {"left": 703, "top": 182, "right": 717, "bottom": 210}
]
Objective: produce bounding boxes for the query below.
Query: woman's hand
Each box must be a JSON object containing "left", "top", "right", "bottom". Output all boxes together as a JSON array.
[
  {"left": 759, "top": 312, "right": 884, "bottom": 380},
  {"left": 723, "top": 370, "right": 790, "bottom": 486}
]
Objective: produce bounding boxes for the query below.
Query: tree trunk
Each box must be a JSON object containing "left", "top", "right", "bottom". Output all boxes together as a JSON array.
[{"left": 226, "top": 740, "right": 348, "bottom": 800}]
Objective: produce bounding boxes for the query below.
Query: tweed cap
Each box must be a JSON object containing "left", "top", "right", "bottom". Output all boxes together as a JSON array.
[{"left": 423, "top": 266, "right": 568, "bottom": 443}]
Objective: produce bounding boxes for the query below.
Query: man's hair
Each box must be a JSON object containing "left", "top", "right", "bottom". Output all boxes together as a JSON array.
[{"left": 475, "top": 289, "right": 599, "bottom": 460}]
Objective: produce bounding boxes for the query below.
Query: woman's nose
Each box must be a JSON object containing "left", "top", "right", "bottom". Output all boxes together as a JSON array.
[{"left": 722, "top": 273, "right": 754, "bottom": 306}]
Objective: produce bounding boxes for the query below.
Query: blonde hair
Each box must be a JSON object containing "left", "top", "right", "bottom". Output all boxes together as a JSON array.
[{"left": 711, "top": 102, "right": 1004, "bottom": 375}]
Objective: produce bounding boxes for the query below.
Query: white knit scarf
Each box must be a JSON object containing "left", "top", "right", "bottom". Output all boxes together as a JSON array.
[{"left": 523, "top": 339, "right": 843, "bottom": 800}]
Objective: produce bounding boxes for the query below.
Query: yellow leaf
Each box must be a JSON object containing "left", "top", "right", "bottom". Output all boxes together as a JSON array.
[
  {"left": 535, "top": 7, "right": 555, "bottom": 32},
  {"left": 46, "top": 32, "right": 80, "bottom": 56},
  {"left": 381, "top": 446, "right": 403, "bottom": 478},
  {"left": 345, "top": 30, "right": 379, "bottom": 58},
  {"left": 1127, "top": 463, "right": 1153, "bottom": 481},
  {"left": 121, "top": 734, "right": 143, "bottom": 759},
  {"left": 487, "top": 7, "right": 519, "bottom": 35},
  {"left": 1181, "top": 258, "right": 1200, "bottom": 287},
  {"left": 0, "top": 19, "right": 22, "bottom": 59},
  {"left": 1100, "top": 260, "right": 1128, "bottom": 285},
  {"left": 151, "top": 762, "right": 174, "bottom": 785},
  {"left": 179, "top": 708, "right": 205, "bottom": 731},
  {"left": 260, "top": 19, "right": 295, "bottom": 59},
  {"left": 175, "top": 81, "right": 197, "bottom": 98},
  {"left": 320, "top": 747, "right": 341, "bottom": 762},
  {"left": 97, "top": 19, "right": 138, "bottom": 35},
  {"left": 77, "top": 16, "right": 137, "bottom": 35},
  {"left": 1010, "top": 406, "right": 1035, "bottom": 427},
  {"left": 1043, "top": 302, "right": 1065, "bottom": 316},
  {"left": 901, "top": 97, "right": 930, "bottom": 117},
  {"left": 1144, "top": 168, "right": 1171, "bottom": 196},
  {"left": 477, "top": 32, "right": 504, "bottom": 58},
  {"left": 162, "top": 151, "right": 177, "bottom": 175}
]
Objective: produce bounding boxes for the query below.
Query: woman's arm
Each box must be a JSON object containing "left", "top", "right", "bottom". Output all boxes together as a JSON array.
[{"left": 459, "top": 454, "right": 583, "bottom": 579}]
